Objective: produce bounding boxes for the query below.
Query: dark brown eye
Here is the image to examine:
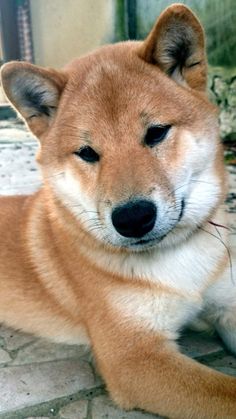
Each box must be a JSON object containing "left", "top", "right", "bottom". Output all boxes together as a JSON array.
[
  {"left": 144, "top": 125, "right": 171, "bottom": 147},
  {"left": 74, "top": 146, "right": 100, "bottom": 163}
]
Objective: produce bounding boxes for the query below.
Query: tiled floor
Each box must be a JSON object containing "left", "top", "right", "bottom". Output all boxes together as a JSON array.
[{"left": 0, "top": 119, "right": 235, "bottom": 419}]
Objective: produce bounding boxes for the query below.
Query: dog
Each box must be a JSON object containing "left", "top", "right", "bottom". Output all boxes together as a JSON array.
[{"left": 1, "top": 3, "right": 236, "bottom": 418}]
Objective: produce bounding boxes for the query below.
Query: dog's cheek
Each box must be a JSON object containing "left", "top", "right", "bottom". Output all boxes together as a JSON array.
[
  {"left": 177, "top": 130, "right": 216, "bottom": 173},
  {"left": 51, "top": 165, "right": 98, "bottom": 217}
]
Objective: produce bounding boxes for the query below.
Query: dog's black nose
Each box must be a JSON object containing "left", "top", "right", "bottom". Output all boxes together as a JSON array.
[{"left": 111, "top": 200, "right": 157, "bottom": 238}]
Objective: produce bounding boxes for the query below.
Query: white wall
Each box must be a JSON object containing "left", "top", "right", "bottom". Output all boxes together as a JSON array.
[{"left": 30, "top": 0, "right": 114, "bottom": 68}]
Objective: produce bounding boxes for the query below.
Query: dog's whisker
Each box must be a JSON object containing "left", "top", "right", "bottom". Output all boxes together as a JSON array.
[
  {"left": 199, "top": 226, "right": 234, "bottom": 285},
  {"left": 167, "top": 179, "right": 215, "bottom": 198}
]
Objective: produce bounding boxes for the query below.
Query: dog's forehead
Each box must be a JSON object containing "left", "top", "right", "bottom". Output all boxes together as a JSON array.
[
  {"left": 58, "top": 44, "right": 214, "bottom": 141},
  {"left": 65, "top": 47, "right": 183, "bottom": 116}
]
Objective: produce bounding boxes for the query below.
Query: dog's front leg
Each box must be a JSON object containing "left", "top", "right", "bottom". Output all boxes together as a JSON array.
[
  {"left": 89, "top": 322, "right": 236, "bottom": 419},
  {"left": 204, "top": 269, "right": 236, "bottom": 356},
  {"left": 216, "top": 319, "right": 236, "bottom": 356}
]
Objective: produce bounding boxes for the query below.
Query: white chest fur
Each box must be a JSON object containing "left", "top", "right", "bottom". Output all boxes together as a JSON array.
[
  {"left": 87, "top": 220, "right": 228, "bottom": 339},
  {"left": 90, "top": 222, "right": 228, "bottom": 294},
  {"left": 108, "top": 285, "right": 202, "bottom": 340}
]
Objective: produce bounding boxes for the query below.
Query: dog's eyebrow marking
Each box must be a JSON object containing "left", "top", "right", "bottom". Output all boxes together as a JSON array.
[
  {"left": 140, "top": 111, "right": 148, "bottom": 120},
  {"left": 140, "top": 111, "right": 150, "bottom": 126},
  {"left": 140, "top": 112, "right": 166, "bottom": 128},
  {"left": 80, "top": 130, "right": 93, "bottom": 144}
]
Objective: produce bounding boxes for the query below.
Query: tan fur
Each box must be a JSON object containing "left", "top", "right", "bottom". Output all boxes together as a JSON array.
[{"left": 0, "top": 4, "right": 236, "bottom": 418}]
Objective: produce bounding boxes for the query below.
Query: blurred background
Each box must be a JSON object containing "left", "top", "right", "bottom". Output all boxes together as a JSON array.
[{"left": 0, "top": 0, "right": 235, "bottom": 144}]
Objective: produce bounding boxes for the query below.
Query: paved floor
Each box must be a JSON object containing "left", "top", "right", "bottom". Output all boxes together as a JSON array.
[{"left": 0, "top": 118, "right": 236, "bottom": 419}]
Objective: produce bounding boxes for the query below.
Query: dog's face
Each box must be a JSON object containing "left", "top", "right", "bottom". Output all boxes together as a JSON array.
[{"left": 1, "top": 4, "right": 225, "bottom": 252}]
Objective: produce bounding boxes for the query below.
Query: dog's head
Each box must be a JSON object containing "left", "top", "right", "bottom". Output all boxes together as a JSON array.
[{"left": 1, "top": 4, "right": 225, "bottom": 252}]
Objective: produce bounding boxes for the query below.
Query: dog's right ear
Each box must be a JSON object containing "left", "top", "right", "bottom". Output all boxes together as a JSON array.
[{"left": 1, "top": 61, "right": 67, "bottom": 137}]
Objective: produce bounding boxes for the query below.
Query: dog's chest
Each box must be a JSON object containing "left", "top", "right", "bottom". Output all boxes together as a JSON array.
[
  {"left": 97, "top": 230, "right": 227, "bottom": 338},
  {"left": 97, "top": 227, "right": 226, "bottom": 294},
  {"left": 108, "top": 285, "right": 202, "bottom": 339}
]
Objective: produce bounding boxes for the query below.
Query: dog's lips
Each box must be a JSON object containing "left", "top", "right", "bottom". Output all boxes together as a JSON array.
[
  {"left": 132, "top": 237, "right": 161, "bottom": 246},
  {"left": 126, "top": 234, "right": 167, "bottom": 250}
]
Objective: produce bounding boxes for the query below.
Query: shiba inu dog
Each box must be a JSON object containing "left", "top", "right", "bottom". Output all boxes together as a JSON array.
[{"left": 0, "top": 3, "right": 236, "bottom": 418}]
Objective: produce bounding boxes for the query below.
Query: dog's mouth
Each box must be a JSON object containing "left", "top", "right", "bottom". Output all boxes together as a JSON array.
[
  {"left": 122, "top": 234, "right": 167, "bottom": 252},
  {"left": 132, "top": 238, "right": 157, "bottom": 246},
  {"left": 131, "top": 236, "right": 165, "bottom": 247}
]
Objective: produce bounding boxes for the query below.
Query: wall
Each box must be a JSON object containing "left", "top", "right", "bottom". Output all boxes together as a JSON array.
[{"left": 30, "top": 0, "right": 114, "bottom": 68}]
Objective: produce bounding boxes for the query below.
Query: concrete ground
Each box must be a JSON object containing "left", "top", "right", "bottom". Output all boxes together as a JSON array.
[{"left": 0, "top": 117, "right": 236, "bottom": 419}]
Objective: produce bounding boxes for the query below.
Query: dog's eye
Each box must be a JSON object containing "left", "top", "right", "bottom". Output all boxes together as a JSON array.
[
  {"left": 144, "top": 125, "right": 171, "bottom": 147},
  {"left": 74, "top": 146, "right": 100, "bottom": 163}
]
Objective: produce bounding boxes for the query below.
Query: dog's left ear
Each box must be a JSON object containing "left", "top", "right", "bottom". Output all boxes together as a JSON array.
[
  {"left": 1, "top": 61, "right": 67, "bottom": 137},
  {"left": 138, "top": 4, "right": 207, "bottom": 91}
]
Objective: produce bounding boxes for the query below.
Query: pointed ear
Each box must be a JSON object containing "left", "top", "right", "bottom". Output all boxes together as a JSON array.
[
  {"left": 0, "top": 61, "right": 67, "bottom": 137},
  {"left": 138, "top": 4, "right": 207, "bottom": 91}
]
